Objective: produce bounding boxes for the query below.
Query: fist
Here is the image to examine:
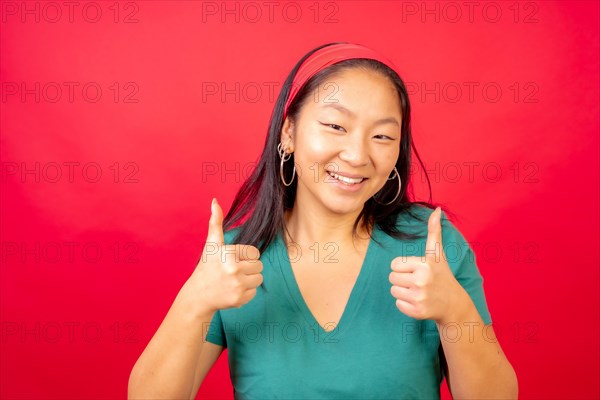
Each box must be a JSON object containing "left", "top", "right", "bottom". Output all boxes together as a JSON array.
[
  {"left": 388, "top": 207, "right": 464, "bottom": 322},
  {"left": 188, "top": 198, "right": 263, "bottom": 312}
]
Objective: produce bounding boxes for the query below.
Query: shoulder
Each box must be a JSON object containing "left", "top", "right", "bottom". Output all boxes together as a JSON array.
[
  {"left": 390, "top": 204, "right": 471, "bottom": 262},
  {"left": 223, "top": 225, "right": 244, "bottom": 245},
  {"left": 222, "top": 223, "right": 276, "bottom": 250},
  {"left": 396, "top": 204, "right": 464, "bottom": 241}
]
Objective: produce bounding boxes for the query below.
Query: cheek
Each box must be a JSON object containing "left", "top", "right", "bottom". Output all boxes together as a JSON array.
[
  {"left": 303, "top": 129, "right": 330, "bottom": 152},
  {"left": 295, "top": 134, "right": 331, "bottom": 166},
  {"left": 386, "top": 147, "right": 401, "bottom": 167},
  {"left": 371, "top": 150, "right": 400, "bottom": 181},
  {"left": 387, "top": 157, "right": 399, "bottom": 172},
  {"left": 377, "top": 147, "right": 400, "bottom": 166}
]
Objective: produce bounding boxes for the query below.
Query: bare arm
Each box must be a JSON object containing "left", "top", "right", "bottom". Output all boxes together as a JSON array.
[
  {"left": 189, "top": 342, "right": 225, "bottom": 399},
  {"left": 437, "top": 288, "right": 518, "bottom": 399},
  {"left": 128, "top": 282, "right": 216, "bottom": 399},
  {"left": 128, "top": 199, "right": 262, "bottom": 398}
]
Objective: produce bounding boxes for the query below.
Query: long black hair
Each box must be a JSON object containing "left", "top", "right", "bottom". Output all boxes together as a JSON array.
[{"left": 222, "top": 42, "right": 456, "bottom": 253}]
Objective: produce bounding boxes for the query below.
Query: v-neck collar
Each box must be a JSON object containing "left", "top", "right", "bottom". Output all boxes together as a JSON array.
[{"left": 275, "top": 225, "right": 380, "bottom": 339}]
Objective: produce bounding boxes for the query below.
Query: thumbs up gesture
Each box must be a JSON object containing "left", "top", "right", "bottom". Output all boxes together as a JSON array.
[
  {"left": 188, "top": 198, "right": 264, "bottom": 313},
  {"left": 388, "top": 207, "right": 466, "bottom": 323}
]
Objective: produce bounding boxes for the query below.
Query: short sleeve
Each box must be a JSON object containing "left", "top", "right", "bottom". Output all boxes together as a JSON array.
[
  {"left": 205, "top": 309, "right": 228, "bottom": 348},
  {"left": 440, "top": 212, "right": 493, "bottom": 326},
  {"left": 454, "top": 244, "right": 493, "bottom": 325}
]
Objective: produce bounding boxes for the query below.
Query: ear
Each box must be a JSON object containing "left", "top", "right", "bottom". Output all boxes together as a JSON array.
[{"left": 279, "top": 116, "right": 295, "bottom": 150}]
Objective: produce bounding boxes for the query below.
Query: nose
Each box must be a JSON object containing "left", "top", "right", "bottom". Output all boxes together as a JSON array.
[{"left": 338, "top": 134, "right": 370, "bottom": 167}]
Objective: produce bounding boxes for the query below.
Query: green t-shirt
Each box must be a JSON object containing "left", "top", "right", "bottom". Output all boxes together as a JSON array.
[{"left": 205, "top": 206, "right": 492, "bottom": 399}]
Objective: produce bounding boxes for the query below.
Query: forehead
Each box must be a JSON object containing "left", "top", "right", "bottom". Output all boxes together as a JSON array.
[{"left": 306, "top": 68, "right": 401, "bottom": 118}]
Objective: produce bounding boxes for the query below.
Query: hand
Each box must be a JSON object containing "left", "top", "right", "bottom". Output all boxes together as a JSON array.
[
  {"left": 388, "top": 207, "right": 466, "bottom": 323},
  {"left": 186, "top": 198, "right": 263, "bottom": 313}
]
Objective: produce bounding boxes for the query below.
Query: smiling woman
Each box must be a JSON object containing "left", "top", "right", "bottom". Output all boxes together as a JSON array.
[
  {"left": 224, "top": 43, "right": 421, "bottom": 252},
  {"left": 279, "top": 66, "right": 402, "bottom": 236},
  {"left": 128, "top": 42, "right": 518, "bottom": 400}
]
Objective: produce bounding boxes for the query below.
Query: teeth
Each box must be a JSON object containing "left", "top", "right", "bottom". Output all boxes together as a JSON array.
[{"left": 327, "top": 171, "right": 364, "bottom": 185}]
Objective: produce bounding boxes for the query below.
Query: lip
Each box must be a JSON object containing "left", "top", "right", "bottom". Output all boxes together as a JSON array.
[
  {"left": 325, "top": 170, "right": 367, "bottom": 179},
  {"left": 326, "top": 171, "right": 368, "bottom": 192}
]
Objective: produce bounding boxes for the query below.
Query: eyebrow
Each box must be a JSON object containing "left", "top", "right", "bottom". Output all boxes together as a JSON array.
[{"left": 321, "top": 103, "right": 400, "bottom": 127}]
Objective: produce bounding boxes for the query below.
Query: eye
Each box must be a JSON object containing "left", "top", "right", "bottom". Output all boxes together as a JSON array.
[
  {"left": 320, "top": 122, "right": 346, "bottom": 132},
  {"left": 374, "top": 134, "right": 395, "bottom": 140}
]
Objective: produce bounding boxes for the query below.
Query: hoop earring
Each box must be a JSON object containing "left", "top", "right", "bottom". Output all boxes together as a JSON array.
[
  {"left": 278, "top": 142, "right": 296, "bottom": 187},
  {"left": 373, "top": 167, "right": 401, "bottom": 205}
]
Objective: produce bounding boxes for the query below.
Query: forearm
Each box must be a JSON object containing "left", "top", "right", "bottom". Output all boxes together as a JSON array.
[
  {"left": 436, "top": 289, "right": 518, "bottom": 399},
  {"left": 128, "top": 282, "right": 216, "bottom": 399}
]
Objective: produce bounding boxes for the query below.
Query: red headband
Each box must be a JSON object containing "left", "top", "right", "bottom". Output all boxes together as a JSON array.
[{"left": 282, "top": 43, "right": 399, "bottom": 121}]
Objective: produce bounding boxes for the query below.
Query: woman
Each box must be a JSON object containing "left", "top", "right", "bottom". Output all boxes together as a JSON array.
[{"left": 128, "top": 42, "right": 518, "bottom": 399}]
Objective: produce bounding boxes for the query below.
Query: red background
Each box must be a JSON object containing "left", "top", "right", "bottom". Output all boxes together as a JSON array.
[{"left": 1, "top": 1, "right": 599, "bottom": 399}]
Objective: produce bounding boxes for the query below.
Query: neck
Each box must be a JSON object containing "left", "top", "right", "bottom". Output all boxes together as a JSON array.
[{"left": 283, "top": 201, "right": 372, "bottom": 252}]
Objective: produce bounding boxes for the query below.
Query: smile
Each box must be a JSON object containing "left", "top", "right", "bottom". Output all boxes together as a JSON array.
[{"left": 326, "top": 171, "right": 367, "bottom": 185}]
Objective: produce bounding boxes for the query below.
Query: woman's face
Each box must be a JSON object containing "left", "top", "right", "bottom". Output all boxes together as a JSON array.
[{"left": 280, "top": 67, "right": 402, "bottom": 218}]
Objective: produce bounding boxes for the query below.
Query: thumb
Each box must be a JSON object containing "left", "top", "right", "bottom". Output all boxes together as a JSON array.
[
  {"left": 207, "top": 198, "right": 225, "bottom": 246},
  {"left": 425, "top": 207, "right": 443, "bottom": 264}
]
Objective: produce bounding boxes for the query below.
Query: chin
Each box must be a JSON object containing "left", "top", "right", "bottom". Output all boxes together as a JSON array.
[{"left": 323, "top": 198, "right": 364, "bottom": 215}]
